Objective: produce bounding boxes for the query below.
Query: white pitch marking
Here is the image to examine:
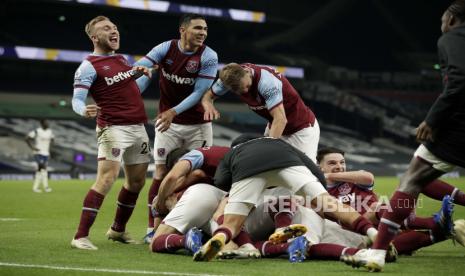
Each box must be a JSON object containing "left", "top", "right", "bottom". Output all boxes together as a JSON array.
[
  {"left": 0, "top": 262, "right": 231, "bottom": 276},
  {"left": 0, "top": 218, "right": 23, "bottom": 221}
]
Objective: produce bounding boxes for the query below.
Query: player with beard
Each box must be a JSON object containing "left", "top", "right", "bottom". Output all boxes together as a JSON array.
[{"left": 70, "top": 15, "right": 152, "bottom": 250}]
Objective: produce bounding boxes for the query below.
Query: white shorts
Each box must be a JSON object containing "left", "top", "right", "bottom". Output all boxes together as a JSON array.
[
  {"left": 265, "top": 119, "right": 320, "bottom": 163},
  {"left": 162, "top": 184, "right": 226, "bottom": 234},
  {"left": 243, "top": 187, "right": 293, "bottom": 241},
  {"left": 225, "top": 166, "right": 327, "bottom": 216},
  {"left": 245, "top": 187, "right": 325, "bottom": 245},
  {"left": 96, "top": 124, "right": 151, "bottom": 165},
  {"left": 414, "top": 144, "right": 455, "bottom": 172},
  {"left": 154, "top": 122, "right": 212, "bottom": 164},
  {"left": 321, "top": 219, "right": 366, "bottom": 248}
]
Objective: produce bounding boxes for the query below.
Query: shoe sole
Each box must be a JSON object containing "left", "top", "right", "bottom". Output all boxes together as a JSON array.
[
  {"left": 107, "top": 237, "right": 139, "bottom": 244},
  {"left": 341, "top": 255, "right": 382, "bottom": 272},
  {"left": 106, "top": 232, "right": 139, "bottom": 244},
  {"left": 193, "top": 239, "right": 223, "bottom": 262},
  {"left": 269, "top": 224, "right": 307, "bottom": 244},
  {"left": 385, "top": 243, "right": 398, "bottom": 263}
]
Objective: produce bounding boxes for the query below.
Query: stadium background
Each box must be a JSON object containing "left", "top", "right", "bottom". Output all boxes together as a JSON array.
[{"left": 1, "top": 0, "right": 460, "bottom": 179}]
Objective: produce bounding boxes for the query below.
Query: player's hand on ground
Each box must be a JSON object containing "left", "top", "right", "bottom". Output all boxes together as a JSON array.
[
  {"left": 155, "top": 109, "right": 176, "bottom": 132},
  {"left": 416, "top": 121, "right": 434, "bottom": 142},
  {"left": 202, "top": 101, "right": 220, "bottom": 121},
  {"left": 132, "top": 65, "right": 152, "bottom": 79},
  {"left": 84, "top": 104, "right": 100, "bottom": 118}
]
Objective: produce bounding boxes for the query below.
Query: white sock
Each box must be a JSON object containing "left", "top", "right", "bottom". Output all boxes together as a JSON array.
[
  {"left": 33, "top": 171, "right": 41, "bottom": 190},
  {"left": 367, "top": 227, "right": 378, "bottom": 241},
  {"left": 41, "top": 169, "right": 49, "bottom": 189}
]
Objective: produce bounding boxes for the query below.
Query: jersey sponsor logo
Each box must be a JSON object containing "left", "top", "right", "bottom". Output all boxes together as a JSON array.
[
  {"left": 161, "top": 68, "right": 195, "bottom": 85},
  {"left": 104, "top": 70, "right": 135, "bottom": 86},
  {"left": 185, "top": 60, "right": 199, "bottom": 73},
  {"left": 337, "top": 183, "right": 351, "bottom": 195},
  {"left": 111, "top": 148, "right": 121, "bottom": 157},
  {"left": 338, "top": 192, "right": 355, "bottom": 204}
]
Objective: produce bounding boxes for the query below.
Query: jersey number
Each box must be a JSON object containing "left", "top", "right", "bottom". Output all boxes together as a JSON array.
[{"left": 140, "top": 142, "right": 150, "bottom": 154}]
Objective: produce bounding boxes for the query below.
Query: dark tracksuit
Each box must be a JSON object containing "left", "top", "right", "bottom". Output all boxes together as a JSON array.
[
  {"left": 424, "top": 23, "right": 465, "bottom": 168},
  {"left": 214, "top": 137, "right": 326, "bottom": 191}
]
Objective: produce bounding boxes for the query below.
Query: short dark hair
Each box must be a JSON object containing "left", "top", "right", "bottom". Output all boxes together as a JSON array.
[
  {"left": 316, "top": 147, "right": 345, "bottom": 164},
  {"left": 231, "top": 133, "right": 263, "bottom": 147},
  {"left": 179, "top": 13, "right": 206, "bottom": 27},
  {"left": 448, "top": 0, "right": 465, "bottom": 22},
  {"left": 166, "top": 148, "right": 190, "bottom": 170}
]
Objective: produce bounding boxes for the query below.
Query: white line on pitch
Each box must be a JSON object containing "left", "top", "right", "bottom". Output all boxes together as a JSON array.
[
  {"left": 0, "top": 262, "right": 231, "bottom": 276},
  {"left": 0, "top": 218, "right": 23, "bottom": 221}
]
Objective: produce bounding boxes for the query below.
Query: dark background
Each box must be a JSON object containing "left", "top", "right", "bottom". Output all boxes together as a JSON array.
[{"left": 0, "top": 0, "right": 451, "bottom": 95}]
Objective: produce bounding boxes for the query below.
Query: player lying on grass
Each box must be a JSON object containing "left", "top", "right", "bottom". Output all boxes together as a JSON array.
[{"left": 193, "top": 134, "right": 380, "bottom": 262}]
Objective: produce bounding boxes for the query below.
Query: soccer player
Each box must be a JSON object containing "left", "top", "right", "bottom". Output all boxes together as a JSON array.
[
  {"left": 316, "top": 147, "right": 458, "bottom": 256},
  {"left": 193, "top": 134, "right": 378, "bottom": 262},
  {"left": 135, "top": 13, "right": 218, "bottom": 237},
  {"left": 70, "top": 15, "right": 153, "bottom": 250},
  {"left": 26, "top": 119, "right": 54, "bottom": 193},
  {"left": 341, "top": 6, "right": 465, "bottom": 258},
  {"left": 149, "top": 146, "right": 229, "bottom": 254},
  {"left": 201, "top": 62, "right": 320, "bottom": 162}
]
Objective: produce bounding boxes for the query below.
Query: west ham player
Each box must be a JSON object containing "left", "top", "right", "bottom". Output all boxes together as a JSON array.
[
  {"left": 193, "top": 134, "right": 379, "bottom": 262},
  {"left": 70, "top": 16, "right": 153, "bottom": 250},
  {"left": 26, "top": 119, "right": 54, "bottom": 193},
  {"left": 135, "top": 13, "right": 218, "bottom": 237},
  {"left": 316, "top": 148, "right": 462, "bottom": 262},
  {"left": 149, "top": 146, "right": 229, "bottom": 254},
  {"left": 201, "top": 62, "right": 319, "bottom": 162}
]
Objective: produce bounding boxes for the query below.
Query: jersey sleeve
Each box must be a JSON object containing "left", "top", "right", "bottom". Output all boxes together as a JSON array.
[
  {"left": 73, "top": 60, "right": 96, "bottom": 89},
  {"left": 135, "top": 40, "right": 171, "bottom": 67},
  {"left": 257, "top": 69, "right": 283, "bottom": 110},
  {"left": 355, "top": 183, "right": 375, "bottom": 191},
  {"left": 198, "top": 46, "right": 218, "bottom": 79},
  {"left": 179, "top": 150, "right": 205, "bottom": 171},
  {"left": 211, "top": 79, "right": 230, "bottom": 96}
]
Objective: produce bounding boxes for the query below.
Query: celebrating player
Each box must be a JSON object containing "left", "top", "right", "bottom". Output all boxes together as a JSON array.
[{"left": 70, "top": 15, "right": 152, "bottom": 250}]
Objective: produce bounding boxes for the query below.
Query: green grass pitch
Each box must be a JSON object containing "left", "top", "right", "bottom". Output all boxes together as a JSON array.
[{"left": 1, "top": 177, "right": 464, "bottom": 275}]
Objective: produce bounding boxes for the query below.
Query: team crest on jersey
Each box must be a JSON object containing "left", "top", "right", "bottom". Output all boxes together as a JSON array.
[
  {"left": 103, "top": 65, "right": 111, "bottom": 70},
  {"left": 185, "top": 60, "right": 199, "bottom": 73},
  {"left": 111, "top": 148, "right": 121, "bottom": 157},
  {"left": 165, "top": 59, "right": 173, "bottom": 65},
  {"left": 337, "top": 183, "right": 351, "bottom": 195},
  {"left": 157, "top": 148, "right": 165, "bottom": 157},
  {"left": 120, "top": 57, "right": 131, "bottom": 67}
]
